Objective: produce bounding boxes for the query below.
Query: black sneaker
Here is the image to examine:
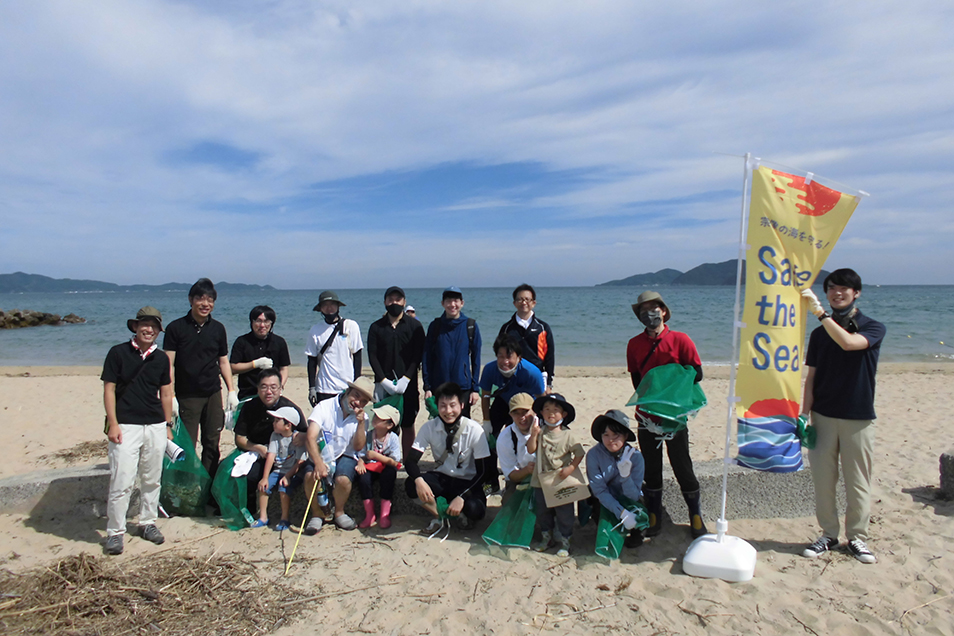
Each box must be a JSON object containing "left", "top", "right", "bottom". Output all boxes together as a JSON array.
[
  {"left": 802, "top": 536, "right": 838, "bottom": 558},
  {"left": 105, "top": 535, "right": 124, "bottom": 555},
  {"left": 141, "top": 524, "right": 165, "bottom": 545},
  {"left": 847, "top": 539, "right": 877, "bottom": 564}
]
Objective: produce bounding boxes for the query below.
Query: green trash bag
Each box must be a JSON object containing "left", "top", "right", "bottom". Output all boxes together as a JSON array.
[
  {"left": 482, "top": 483, "right": 537, "bottom": 549},
  {"left": 160, "top": 418, "right": 212, "bottom": 517},
  {"left": 594, "top": 497, "right": 649, "bottom": 560},
  {"left": 211, "top": 449, "right": 255, "bottom": 531},
  {"left": 626, "top": 364, "right": 707, "bottom": 440}
]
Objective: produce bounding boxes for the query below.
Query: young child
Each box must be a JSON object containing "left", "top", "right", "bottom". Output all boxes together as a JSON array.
[
  {"left": 254, "top": 406, "right": 306, "bottom": 530},
  {"left": 586, "top": 410, "right": 646, "bottom": 547},
  {"left": 355, "top": 404, "right": 403, "bottom": 529},
  {"left": 526, "top": 394, "right": 584, "bottom": 557}
]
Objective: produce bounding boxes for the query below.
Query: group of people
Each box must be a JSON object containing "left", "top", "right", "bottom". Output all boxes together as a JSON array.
[{"left": 102, "top": 269, "right": 885, "bottom": 565}]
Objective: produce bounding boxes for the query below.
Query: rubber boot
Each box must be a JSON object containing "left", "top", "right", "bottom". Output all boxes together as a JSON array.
[
  {"left": 683, "top": 490, "right": 708, "bottom": 538},
  {"left": 358, "top": 499, "right": 376, "bottom": 529},
  {"left": 643, "top": 488, "right": 663, "bottom": 537},
  {"left": 378, "top": 499, "right": 392, "bottom": 529}
]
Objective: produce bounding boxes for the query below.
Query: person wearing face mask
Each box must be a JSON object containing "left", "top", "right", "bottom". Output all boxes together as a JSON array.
[
  {"left": 626, "top": 291, "right": 706, "bottom": 539},
  {"left": 304, "top": 291, "right": 363, "bottom": 407},
  {"left": 799, "top": 269, "right": 885, "bottom": 565},
  {"left": 367, "top": 286, "right": 425, "bottom": 461},
  {"left": 478, "top": 334, "right": 545, "bottom": 493}
]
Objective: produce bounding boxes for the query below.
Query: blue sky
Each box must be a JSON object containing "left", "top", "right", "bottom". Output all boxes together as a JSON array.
[{"left": 1, "top": 1, "right": 952, "bottom": 288}]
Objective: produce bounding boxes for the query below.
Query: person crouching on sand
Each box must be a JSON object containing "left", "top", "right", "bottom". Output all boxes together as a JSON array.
[{"left": 586, "top": 410, "right": 646, "bottom": 548}]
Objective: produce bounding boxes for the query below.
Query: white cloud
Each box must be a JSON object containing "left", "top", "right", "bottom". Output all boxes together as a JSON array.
[{"left": 0, "top": 1, "right": 953, "bottom": 286}]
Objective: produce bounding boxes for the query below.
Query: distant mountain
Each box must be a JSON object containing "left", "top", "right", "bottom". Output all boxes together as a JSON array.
[
  {"left": 597, "top": 268, "right": 682, "bottom": 286},
  {"left": 0, "top": 272, "right": 276, "bottom": 294},
  {"left": 599, "top": 260, "right": 830, "bottom": 286}
]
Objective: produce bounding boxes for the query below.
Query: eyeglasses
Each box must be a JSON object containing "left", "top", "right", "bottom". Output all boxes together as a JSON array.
[
  {"left": 253, "top": 319, "right": 273, "bottom": 325},
  {"left": 514, "top": 297, "right": 535, "bottom": 304}
]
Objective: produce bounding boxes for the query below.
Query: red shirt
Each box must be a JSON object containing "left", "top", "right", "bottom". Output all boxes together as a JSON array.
[{"left": 626, "top": 325, "right": 701, "bottom": 378}]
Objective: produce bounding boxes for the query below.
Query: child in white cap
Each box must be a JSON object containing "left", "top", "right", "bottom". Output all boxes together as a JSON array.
[
  {"left": 355, "top": 404, "right": 403, "bottom": 528},
  {"left": 253, "top": 406, "right": 306, "bottom": 530}
]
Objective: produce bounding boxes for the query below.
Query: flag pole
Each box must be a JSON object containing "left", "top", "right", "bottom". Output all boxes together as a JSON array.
[
  {"left": 717, "top": 152, "right": 753, "bottom": 539},
  {"left": 681, "top": 153, "right": 758, "bottom": 582}
]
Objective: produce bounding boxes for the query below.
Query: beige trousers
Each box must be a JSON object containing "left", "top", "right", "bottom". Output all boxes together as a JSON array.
[
  {"left": 107, "top": 423, "right": 167, "bottom": 537},
  {"left": 808, "top": 412, "right": 875, "bottom": 541}
]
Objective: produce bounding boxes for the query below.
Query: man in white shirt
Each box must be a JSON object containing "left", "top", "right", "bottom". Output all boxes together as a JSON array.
[
  {"left": 305, "top": 290, "right": 363, "bottom": 406},
  {"left": 302, "top": 377, "right": 374, "bottom": 532},
  {"left": 404, "top": 382, "right": 491, "bottom": 532},
  {"left": 495, "top": 393, "right": 538, "bottom": 503}
]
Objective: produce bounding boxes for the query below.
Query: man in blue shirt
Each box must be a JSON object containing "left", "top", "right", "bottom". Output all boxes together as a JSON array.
[
  {"left": 800, "top": 268, "right": 886, "bottom": 564},
  {"left": 422, "top": 286, "right": 481, "bottom": 418}
]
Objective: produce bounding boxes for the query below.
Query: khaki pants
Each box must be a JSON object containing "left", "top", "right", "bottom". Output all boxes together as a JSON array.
[
  {"left": 107, "top": 423, "right": 166, "bottom": 537},
  {"left": 808, "top": 412, "right": 875, "bottom": 541}
]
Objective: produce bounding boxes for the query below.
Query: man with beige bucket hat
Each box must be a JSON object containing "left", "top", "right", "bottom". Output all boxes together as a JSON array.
[{"left": 626, "top": 291, "right": 707, "bottom": 539}]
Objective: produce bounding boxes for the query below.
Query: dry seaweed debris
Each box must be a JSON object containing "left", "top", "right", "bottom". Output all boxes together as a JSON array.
[
  {"left": 41, "top": 440, "right": 108, "bottom": 464},
  {"left": 0, "top": 552, "right": 306, "bottom": 635}
]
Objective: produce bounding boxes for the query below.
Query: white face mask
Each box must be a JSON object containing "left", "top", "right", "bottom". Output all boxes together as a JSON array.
[
  {"left": 545, "top": 418, "right": 563, "bottom": 428},
  {"left": 498, "top": 364, "right": 517, "bottom": 378}
]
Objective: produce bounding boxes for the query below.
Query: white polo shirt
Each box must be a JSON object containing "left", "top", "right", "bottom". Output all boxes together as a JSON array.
[
  {"left": 304, "top": 318, "right": 363, "bottom": 393},
  {"left": 307, "top": 396, "right": 361, "bottom": 460},
  {"left": 412, "top": 416, "right": 490, "bottom": 481}
]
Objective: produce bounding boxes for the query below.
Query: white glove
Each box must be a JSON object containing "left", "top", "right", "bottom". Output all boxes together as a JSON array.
[
  {"left": 227, "top": 390, "right": 240, "bottom": 411},
  {"left": 394, "top": 376, "right": 411, "bottom": 394},
  {"left": 252, "top": 357, "right": 273, "bottom": 369},
  {"left": 620, "top": 508, "right": 637, "bottom": 530},
  {"left": 482, "top": 420, "right": 492, "bottom": 436},
  {"left": 172, "top": 397, "right": 180, "bottom": 418},
  {"left": 381, "top": 380, "right": 398, "bottom": 395},
  {"left": 801, "top": 288, "right": 825, "bottom": 317},
  {"left": 617, "top": 446, "right": 635, "bottom": 478}
]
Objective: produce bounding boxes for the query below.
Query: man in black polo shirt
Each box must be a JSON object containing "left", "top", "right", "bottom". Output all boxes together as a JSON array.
[
  {"left": 499, "top": 284, "right": 555, "bottom": 394},
  {"left": 229, "top": 305, "right": 292, "bottom": 400},
  {"left": 367, "top": 285, "right": 426, "bottom": 460},
  {"left": 163, "top": 278, "right": 238, "bottom": 478},
  {"left": 800, "top": 268, "right": 886, "bottom": 564},
  {"left": 102, "top": 306, "right": 173, "bottom": 555},
  {"left": 233, "top": 368, "right": 307, "bottom": 515}
]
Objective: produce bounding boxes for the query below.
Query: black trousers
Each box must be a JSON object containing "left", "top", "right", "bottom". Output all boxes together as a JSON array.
[
  {"left": 405, "top": 471, "right": 486, "bottom": 520},
  {"left": 637, "top": 427, "right": 700, "bottom": 492},
  {"left": 179, "top": 392, "right": 224, "bottom": 479},
  {"left": 356, "top": 465, "right": 398, "bottom": 500}
]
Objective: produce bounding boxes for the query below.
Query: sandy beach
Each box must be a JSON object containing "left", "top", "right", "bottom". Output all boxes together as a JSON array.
[{"left": 1, "top": 363, "right": 952, "bottom": 634}]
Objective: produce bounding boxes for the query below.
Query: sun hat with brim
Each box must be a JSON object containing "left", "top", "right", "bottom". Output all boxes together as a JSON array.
[
  {"left": 509, "top": 392, "right": 535, "bottom": 412},
  {"left": 346, "top": 376, "right": 375, "bottom": 402},
  {"left": 127, "top": 306, "right": 163, "bottom": 332},
  {"left": 590, "top": 409, "right": 636, "bottom": 443},
  {"left": 631, "top": 290, "right": 671, "bottom": 323},
  {"left": 532, "top": 393, "right": 576, "bottom": 427},
  {"left": 312, "top": 290, "right": 346, "bottom": 311},
  {"left": 371, "top": 403, "right": 401, "bottom": 427},
  {"left": 267, "top": 406, "right": 301, "bottom": 427}
]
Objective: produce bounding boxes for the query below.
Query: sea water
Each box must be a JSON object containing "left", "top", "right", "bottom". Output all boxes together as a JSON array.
[{"left": 1, "top": 285, "right": 951, "bottom": 367}]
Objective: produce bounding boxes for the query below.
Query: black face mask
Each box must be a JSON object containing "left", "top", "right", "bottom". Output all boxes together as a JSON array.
[
  {"left": 322, "top": 311, "right": 339, "bottom": 324},
  {"left": 386, "top": 304, "right": 404, "bottom": 317},
  {"left": 639, "top": 309, "right": 663, "bottom": 329}
]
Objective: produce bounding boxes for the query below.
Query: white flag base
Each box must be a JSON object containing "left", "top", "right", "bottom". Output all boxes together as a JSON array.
[{"left": 682, "top": 520, "right": 757, "bottom": 582}]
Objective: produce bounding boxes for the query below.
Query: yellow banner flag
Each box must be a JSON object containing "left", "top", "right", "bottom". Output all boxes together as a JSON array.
[{"left": 735, "top": 165, "right": 860, "bottom": 472}]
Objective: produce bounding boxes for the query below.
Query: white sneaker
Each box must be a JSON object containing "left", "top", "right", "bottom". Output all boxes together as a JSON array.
[{"left": 847, "top": 539, "right": 877, "bottom": 564}]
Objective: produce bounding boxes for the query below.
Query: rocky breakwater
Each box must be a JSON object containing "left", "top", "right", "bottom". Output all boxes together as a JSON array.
[{"left": 0, "top": 308, "right": 86, "bottom": 329}]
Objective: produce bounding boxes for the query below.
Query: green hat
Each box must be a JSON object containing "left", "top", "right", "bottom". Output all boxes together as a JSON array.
[
  {"left": 313, "top": 290, "right": 346, "bottom": 311},
  {"left": 127, "top": 306, "right": 163, "bottom": 332}
]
